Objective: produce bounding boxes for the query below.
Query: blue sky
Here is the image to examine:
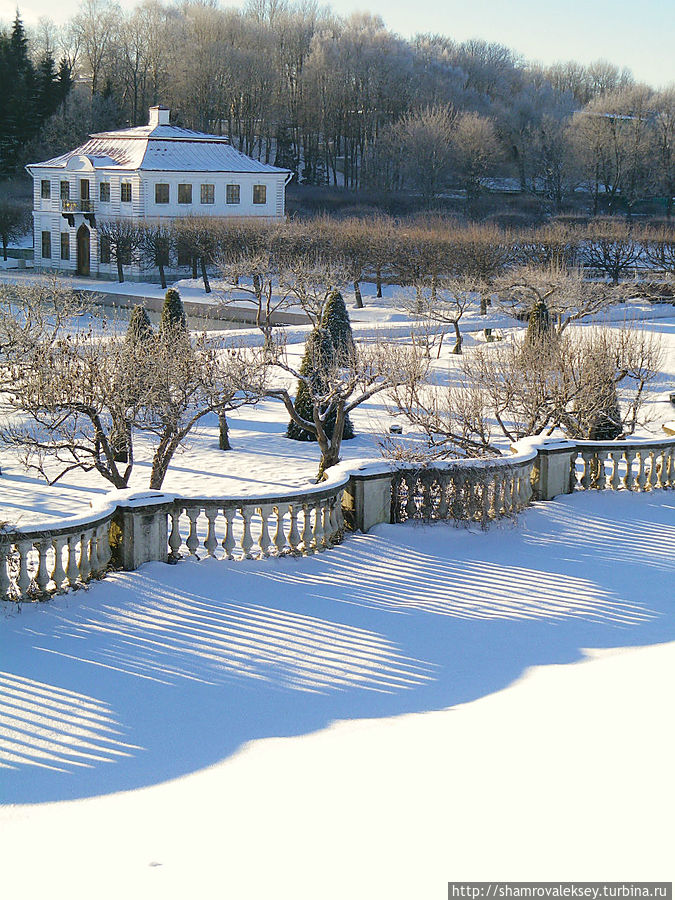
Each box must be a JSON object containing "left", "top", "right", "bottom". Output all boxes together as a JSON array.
[{"left": 3, "top": 0, "right": 673, "bottom": 88}]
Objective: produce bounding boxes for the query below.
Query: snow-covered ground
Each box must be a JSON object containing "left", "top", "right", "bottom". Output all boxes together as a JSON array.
[
  {"left": 1, "top": 272, "right": 674, "bottom": 527},
  {"left": 1, "top": 490, "right": 673, "bottom": 898},
  {"left": 1, "top": 270, "right": 675, "bottom": 896}
]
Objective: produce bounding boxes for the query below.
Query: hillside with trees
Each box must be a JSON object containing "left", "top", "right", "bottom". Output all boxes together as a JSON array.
[{"left": 0, "top": 0, "right": 674, "bottom": 221}]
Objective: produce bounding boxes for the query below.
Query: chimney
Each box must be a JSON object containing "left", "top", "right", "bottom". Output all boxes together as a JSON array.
[{"left": 148, "top": 106, "right": 170, "bottom": 128}]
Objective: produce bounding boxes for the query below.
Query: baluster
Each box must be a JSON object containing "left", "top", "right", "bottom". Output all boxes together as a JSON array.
[
  {"left": 312, "top": 500, "right": 325, "bottom": 551},
  {"left": 404, "top": 474, "right": 417, "bottom": 521},
  {"left": 0, "top": 544, "right": 12, "bottom": 599},
  {"left": 168, "top": 509, "right": 183, "bottom": 559},
  {"left": 35, "top": 539, "right": 51, "bottom": 595},
  {"left": 185, "top": 507, "right": 201, "bottom": 557},
  {"left": 437, "top": 474, "right": 449, "bottom": 519},
  {"left": 580, "top": 451, "right": 592, "bottom": 490},
  {"left": 300, "top": 503, "right": 313, "bottom": 554},
  {"left": 273, "top": 506, "right": 286, "bottom": 555},
  {"left": 393, "top": 476, "right": 405, "bottom": 522},
  {"left": 96, "top": 523, "right": 112, "bottom": 571},
  {"left": 287, "top": 503, "right": 301, "bottom": 552},
  {"left": 16, "top": 540, "right": 32, "bottom": 598},
  {"left": 221, "top": 508, "right": 236, "bottom": 559},
  {"left": 478, "top": 480, "right": 489, "bottom": 522},
  {"left": 492, "top": 474, "right": 503, "bottom": 517},
  {"left": 610, "top": 451, "right": 622, "bottom": 490},
  {"left": 66, "top": 534, "right": 80, "bottom": 587},
  {"left": 51, "top": 536, "right": 67, "bottom": 592},
  {"left": 79, "top": 531, "right": 91, "bottom": 582},
  {"left": 89, "top": 526, "right": 101, "bottom": 575},
  {"left": 645, "top": 451, "right": 656, "bottom": 490},
  {"left": 623, "top": 450, "right": 637, "bottom": 490},
  {"left": 321, "top": 501, "right": 332, "bottom": 547},
  {"left": 240, "top": 506, "right": 254, "bottom": 559},
  {"left": 653, "top": 448, "right": 665, "bottom": 489},
  {"left": 666, "top": 447, "right": 675, "bottom": 487},
  {"left": 636, "top": 450, "right": 648, "bottom": 491},
  {"left": 204, "top": 506, "right": 219, "bottom": 558},
  {"left": 257, "top": 505, "right": 273, "bottom": 557}
]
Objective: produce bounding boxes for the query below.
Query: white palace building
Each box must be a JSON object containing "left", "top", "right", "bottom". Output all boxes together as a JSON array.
[{"left": 26, "top": 106, "right": 292, "bottom": 278}]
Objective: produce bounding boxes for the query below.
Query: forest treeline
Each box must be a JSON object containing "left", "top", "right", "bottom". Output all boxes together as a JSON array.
[{"left": 1, "top": 0, "right": 674, "bottom": 218}]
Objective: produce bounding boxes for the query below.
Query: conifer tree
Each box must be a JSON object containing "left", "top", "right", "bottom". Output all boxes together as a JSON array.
[
  {"left": 286, "top": 291, "right": 356, "bottom": 442},
  {"left": 126, "top": 305, "right": 154, "bottom": 346},
  {"left": 526, "top": 299, "right": 552, "bottom": 345},
  {"left": 159, "top": 288, "right": 187, "bottom": 336}
]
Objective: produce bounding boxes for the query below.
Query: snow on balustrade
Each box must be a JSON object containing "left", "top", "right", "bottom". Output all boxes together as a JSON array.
[
  {"left": 574, "top": 439, "right": 675, "bottom": 492},
  {"left": 168, "top": 489, "right": 346, "bottom": 561},
  {"left": 390, "top": 456, "right": 535, "bottom": 524},
  {"left": 0, "top": 516, "right": 114, "bottom": 602},
  {"left": 1, "top": 436, "right": 673, "bottom": 604}
]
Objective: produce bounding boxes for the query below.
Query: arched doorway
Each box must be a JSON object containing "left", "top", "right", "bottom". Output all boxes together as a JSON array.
[{"left": 76, "top": 224, "right": 90, "bottom": 276}]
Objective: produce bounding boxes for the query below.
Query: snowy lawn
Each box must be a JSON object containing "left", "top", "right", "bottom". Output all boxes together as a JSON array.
[{"left": 1, "top": 490, "right": 674, "bottom": 898}]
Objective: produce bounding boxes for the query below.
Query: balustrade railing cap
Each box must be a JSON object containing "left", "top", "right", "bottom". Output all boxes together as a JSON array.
[
  {"left": 511, "top": 436, "right": 577, "bottom": 453},
  {"left": 103, "top": 489, "right": 177, "bottom": 509}
]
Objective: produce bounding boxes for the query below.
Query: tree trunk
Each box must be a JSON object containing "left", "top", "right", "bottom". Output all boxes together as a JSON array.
[
  {"left": 192, "top": 256, "right": 198, "bottom": 279},
  {"left": 117, "top": 258, "right": 124, "bottom": 283},
  {"left": 376, "top": 266, "right": 382, "bottom": 298},
  {"left": 200, "top": 257, "right": 211, "bottom": 293},
  {"left": 158, "top": 262, "right": 167, "bottom": 290},
  {"left": 353, "top": 280, "right": 364, "bottom": 309},
  {"left": 2, "top": 238, "right": 7, "bottom": 261},
  {"left": 452, "top": 321, "right": 462, "bottom": 354},
  {"left": 218, "top": 410, "right": 231, "bottom": 450}
]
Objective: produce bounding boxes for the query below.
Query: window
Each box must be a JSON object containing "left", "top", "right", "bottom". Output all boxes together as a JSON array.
[
  {"left": 60, "top": 181, "right": 70, "bottom": 201},
  {"left": 226, "top": 184, "right": 240, "bottom": 205},
  {"left": 200, "top": 183, "right": 214, "bottom": 205},
  {"left": 99, "top": 182, "right": 110, "bottom": 203},
  {"left": 155, "top": 183, "right": 169, "bottom": 204},
  {"left": 100, "top": 235, "right": 111, "bottom": 265},
  {"left": 178, "top": 183, "right": 192, "bottom": 204},
  {"left": 41, "top": 180, "right": 50, "bottom": 200},
  {"left": 60, "top": 233, "right": 70, "bottom": 261},
  {"left": 120, "top": 182, "right": 132, "bottom": 203},
  {"left": 41, "top": 231, "right": 51, "bottom": 259},
  {"left": 253, "top": 184, "right": 267, "bottom": 205}
]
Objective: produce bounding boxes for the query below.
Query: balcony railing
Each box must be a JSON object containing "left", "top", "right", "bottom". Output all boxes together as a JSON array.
[{"left": 61, "top": 199, "right": 93, "bottom": 213}]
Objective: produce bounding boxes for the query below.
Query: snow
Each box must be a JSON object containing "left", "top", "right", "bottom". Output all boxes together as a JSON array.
[
  {"left": 1, "top": 275, "right": 674, "bottom": 895},
  {"left": 1, "top": 490, "right": 673, "bottom": 898}
]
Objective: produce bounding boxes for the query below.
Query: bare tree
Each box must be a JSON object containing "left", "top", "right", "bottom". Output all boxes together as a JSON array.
[
  {"left": 139, "top": 221, "right": 174, "bottom": 288},
  {"left": 98, "top": 218, "right": 141, "bottom": 283},
  {"left": 494, "top": 263, "right": 623, "bottom": 332},
  {"left": 580, "top": 221, "right": 640, "bottom": 283},
  {"left": 405, "top": 276, "right": 482, "bottom": 356},
  {"left": 0, "top": 200, "right": 31, "bottom": 261},
  {"left": 0, "top": 281, "right": 267, "bottom": 489},
  {"left": 267, "top": 333, "right": 428, "bottom": 478}
]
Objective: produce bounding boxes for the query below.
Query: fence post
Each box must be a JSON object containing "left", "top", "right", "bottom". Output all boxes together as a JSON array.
[
  {"left": 511, "top": 438, "right": 578, "bottom": 501},
  {"left": 343, "top": 471, "right": 393, "bottom": 533},
  {"left": 114, "top": 492, "right": 175, "bottom": 571}
]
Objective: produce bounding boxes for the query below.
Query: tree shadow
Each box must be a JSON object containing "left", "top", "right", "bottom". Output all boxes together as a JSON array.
[{"left": 1, "top": 490, "right": 672, "bottom": 804}]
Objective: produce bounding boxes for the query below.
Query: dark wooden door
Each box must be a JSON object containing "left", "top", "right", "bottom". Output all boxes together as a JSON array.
[{"left": 77, "top": 224, "right": 90, "bottom": 276}]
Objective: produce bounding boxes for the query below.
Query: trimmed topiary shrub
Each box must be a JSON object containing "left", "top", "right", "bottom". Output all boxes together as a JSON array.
[
  {"left": 287, "top": 292, "right": 356, "bottom": 442},
  {"left": 126, "top": 305, "right": 154, "bottom": 346},
  {"left": 526, "top": 299, "right": 552, "bottom": 344},
  {"left": 159, "top": 288, "right": 187, "bottom": 336}
]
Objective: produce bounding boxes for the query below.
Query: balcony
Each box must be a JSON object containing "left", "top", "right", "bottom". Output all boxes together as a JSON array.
[{"left": 61, "top": 199, "right": 93, "bottom": 212}]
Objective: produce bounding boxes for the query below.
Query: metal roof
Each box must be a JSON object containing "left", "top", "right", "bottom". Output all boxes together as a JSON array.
[{"left": 28, "top": 122, "right": 290, "bottom": 175}]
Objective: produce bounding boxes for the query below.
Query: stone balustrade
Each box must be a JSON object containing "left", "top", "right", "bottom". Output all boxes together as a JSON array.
[
  {"left": 0, "top": 509, "right": 115, "bottom": 602},
  {"left": 168, "top": 483, "right": 347, "bottom": 561},
  {"left": 389, "top": 454, "right": 535, "bottom": 524},
  {"left": 573, "top": 439, "right": 675, "bottom": 491},
  {"left": 2, "top": 434, "right": 673, "bottom": 603}
]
